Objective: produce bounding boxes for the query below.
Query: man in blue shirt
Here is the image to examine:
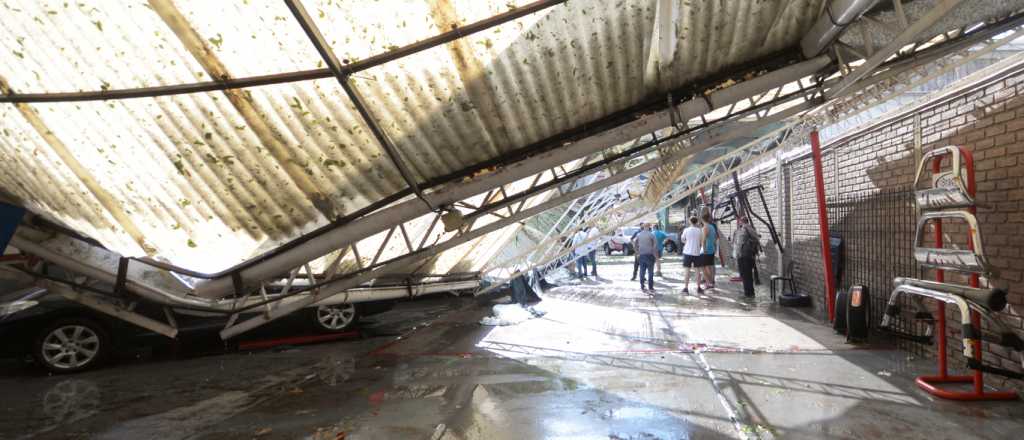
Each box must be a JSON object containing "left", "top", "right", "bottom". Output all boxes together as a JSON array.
[{"left": 652, "top": 224, "right": 667, "bottom": 277}]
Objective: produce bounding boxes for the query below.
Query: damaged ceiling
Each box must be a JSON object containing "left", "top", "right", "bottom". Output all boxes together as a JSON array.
[{"left": 2, "top": 0, "right": 832, "bottom": 273}]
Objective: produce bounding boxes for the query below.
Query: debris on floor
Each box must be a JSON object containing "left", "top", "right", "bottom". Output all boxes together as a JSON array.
[{"left": 479, "top": 302, "right": 548, "bottom": 326}]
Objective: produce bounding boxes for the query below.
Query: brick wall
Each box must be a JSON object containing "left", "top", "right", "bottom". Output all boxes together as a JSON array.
[{"left": 714, "top": 65, "right": 1024, "bottom": 389}]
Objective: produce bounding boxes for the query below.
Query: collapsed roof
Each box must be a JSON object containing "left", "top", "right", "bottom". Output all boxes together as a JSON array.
[
  {"left": 2, "top": 0, "right": 1024, "bottom": 337},
  {"left": 1, "top": 0, "right": 831, "bottom": 273}
]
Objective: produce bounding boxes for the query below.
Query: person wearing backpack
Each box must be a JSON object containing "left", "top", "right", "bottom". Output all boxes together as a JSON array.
[{"left": 732, "top": 215, "right": 760, "bottom": 298}]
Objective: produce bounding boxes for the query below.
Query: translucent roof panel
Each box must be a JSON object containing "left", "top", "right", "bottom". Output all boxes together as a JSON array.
[
  {"left": 3, "top": 77, "right": 408, "bottom": 272},
  {"left": 0, "top": 0, "right": 835, "bottom": 274},
  {"left": 169, "top": 0, "right": 324, "bottom": 77},
  {"left": 0, "top": 0, "right": 208, "bottom": 93}
]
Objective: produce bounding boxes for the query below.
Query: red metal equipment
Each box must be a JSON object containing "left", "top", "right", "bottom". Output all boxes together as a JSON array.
[
  {"left": 914, "top": 146, "right": 1017, "bottom": 401},
  {"left": 809, "top": 131, "right": 836, "bottom": 321}
]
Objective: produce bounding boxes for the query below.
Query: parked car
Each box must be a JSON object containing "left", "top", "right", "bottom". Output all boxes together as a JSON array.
[
  {"left": 0, "top": 285, "right": 394, "bottom": 374},
  {"left": 602, "top": 227, "right": 683, "bottom": 255},
  {"left": 604, "top": 226, "right": 640, "bottom": 255}
]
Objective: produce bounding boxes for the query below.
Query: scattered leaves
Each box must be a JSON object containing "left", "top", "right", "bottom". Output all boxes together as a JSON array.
[
  {"left": 323, "top": 158, "right": 346, "bottom": 168},
  {"left": 208, "top": 33, "right": 223, "bottom": 49}
]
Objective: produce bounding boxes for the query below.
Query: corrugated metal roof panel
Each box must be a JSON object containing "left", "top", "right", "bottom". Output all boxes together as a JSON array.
[{"left": 1, "top": 0, "right": 828, "bottom": 274}]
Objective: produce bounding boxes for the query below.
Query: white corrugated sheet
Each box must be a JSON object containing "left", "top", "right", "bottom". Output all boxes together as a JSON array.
[{"left": 0, "top": 0, "right": 828, "bottom": 273}]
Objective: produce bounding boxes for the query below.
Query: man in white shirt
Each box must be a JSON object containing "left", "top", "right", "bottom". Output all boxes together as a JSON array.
[
  {"left": 681, "top": 216, "right": 704, "bottom": 294},
  {"left": 571, "top": 228, "right": 590, "bottom": 279}
]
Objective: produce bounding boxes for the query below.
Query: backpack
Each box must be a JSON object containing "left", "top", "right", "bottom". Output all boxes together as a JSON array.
[{"left": 739, "top": 227, "right": 759, "bottom": 258}]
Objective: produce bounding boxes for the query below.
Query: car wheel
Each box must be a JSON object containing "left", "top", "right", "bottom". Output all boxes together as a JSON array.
[
  {"left": 312, "top": 304, "right": 359, "bottom": 332},
  {"left": 625, "top": 244, "right": 635, "bottom": 256},
  {"left": 34, "top": 318, "right": 110, "bottom": 374},
  {"left": 603, "top": 244, "right": 612, "bottom": 256}
]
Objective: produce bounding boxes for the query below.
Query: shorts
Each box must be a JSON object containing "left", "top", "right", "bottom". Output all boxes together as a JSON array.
[
  {"left": 683, "top": 254, "right": 700, "bottom": 267},
  {"left": 698, "top": 254, "right": 715, "bottom": 267}
]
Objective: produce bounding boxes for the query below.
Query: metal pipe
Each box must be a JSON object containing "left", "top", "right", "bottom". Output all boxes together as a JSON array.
[
  {"left": 809, "top": 130, "right": 836, "bottom": 321},
  {"left": 800, "top": 0, "right": 880, "bottom": 58},
  {"left": 195, "top": 55, "right": 832, "bottom": 298}
]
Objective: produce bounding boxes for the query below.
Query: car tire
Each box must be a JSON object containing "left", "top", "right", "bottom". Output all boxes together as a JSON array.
[
  {"left": 311, "top": 304, "right": 359, "bottom": 333},
  {"left": 33, "top": 318, "right": 110, "bottom": 374},
  {"left": 603, "top": 244, "right": 612, "bottom": 256},
  {"left": 625, "top": 244, "right": 635, "bottom": 256}
]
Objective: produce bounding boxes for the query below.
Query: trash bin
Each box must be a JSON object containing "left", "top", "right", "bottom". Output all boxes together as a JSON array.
[{"left": 829, "top": 234, "right": 843, "bottom": 287}]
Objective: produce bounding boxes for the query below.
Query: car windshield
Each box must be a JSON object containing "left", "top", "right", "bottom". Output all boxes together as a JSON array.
[{"left": 622, "top": 227, "right": 640, "bottom": 236}]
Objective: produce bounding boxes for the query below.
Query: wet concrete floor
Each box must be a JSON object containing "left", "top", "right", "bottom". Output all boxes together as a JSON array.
[{"left": 2, "top": 255, "right": 1023, "bottom": 439}]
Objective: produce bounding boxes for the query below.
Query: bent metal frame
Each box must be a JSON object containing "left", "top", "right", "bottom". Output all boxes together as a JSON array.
[{"left": 4, "top": 1, "right": 1024, "bottom": 345}]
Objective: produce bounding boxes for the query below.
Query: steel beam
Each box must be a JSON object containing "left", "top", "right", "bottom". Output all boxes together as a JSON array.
[
  {"left": 193, "top": 55, "right": 832, "bottom": 298},
  {"left": 219, "top": 98, "right": 821, "bottom": 338},
  {"left": 285, "top": 0, "right": 433, "bottom": 208},
  {"left": 483, "top": 122, "right": 815, "bottom": 292},
  {"left": 48, "top": 282, "right": 179, "bottom": 338}
]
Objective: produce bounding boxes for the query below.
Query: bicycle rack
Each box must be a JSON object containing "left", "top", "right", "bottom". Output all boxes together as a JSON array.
[{"left": 880, "top": 146, "right": 1019, "bottom": 401}]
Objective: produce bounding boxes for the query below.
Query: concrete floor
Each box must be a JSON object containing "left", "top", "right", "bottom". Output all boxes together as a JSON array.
[{"left": 2, "top": 255, "right": 1023, "bottom": 439}]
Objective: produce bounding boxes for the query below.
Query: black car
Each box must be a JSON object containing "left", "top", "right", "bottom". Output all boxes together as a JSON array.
[{"left": 0, "top": 285, "right": 393, "bottom": 374}]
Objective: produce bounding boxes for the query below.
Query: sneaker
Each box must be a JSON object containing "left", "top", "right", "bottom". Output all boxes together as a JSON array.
[
  {"left": 682, "top": 288, "right": 689, "bottom": 294},
  {"left": 697, "top": 287, "right": 704, "bottom": 294},
  {"left": 630, "top": 278, "right": 636, "bottom": 281}
]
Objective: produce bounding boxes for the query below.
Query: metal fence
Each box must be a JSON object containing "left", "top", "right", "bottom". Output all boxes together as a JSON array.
[{"left": 827, "top": 188, "right": 928, "bottom": 356}]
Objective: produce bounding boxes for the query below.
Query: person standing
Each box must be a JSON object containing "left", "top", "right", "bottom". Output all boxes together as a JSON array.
[
  {"left": 632, "top": 223, "right": 657, "bottom": 292},
  {"left": 571, "top": 228, "right": 590, "bottom": 279},
  {"left": 587, "top": 226, "right": 601, "bottom": 277},
  {"left": 629, "top": 225, "right": 642, "bottom": 281},
  {"left": 732, "top": 216, "right": 760, "bottom": 297},
  {"left": 681, "top": 216, "right": 704, "bottom": 294},
  {"left": 701, "top": 212, "right": 719, "bottom": 289},
  {"left": 652, "top": 224, "right": 667, "bottom": 277}
]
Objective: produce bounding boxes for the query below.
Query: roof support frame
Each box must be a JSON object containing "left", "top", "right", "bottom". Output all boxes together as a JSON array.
[
  {"left": 483, "top": 104, "right": 818, "bottom": 282},
  {"left": 185, "top": 54, "right": 832, "bottom": 298},
  {"left": 826, "top": 0, "right": 964, "bottom": 99},
  {"left": 10, "top": 5, "right": 1022, "bottom": 339},
  {"left": 218, "top": 91, "right": 826, "bottom": 337}
]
